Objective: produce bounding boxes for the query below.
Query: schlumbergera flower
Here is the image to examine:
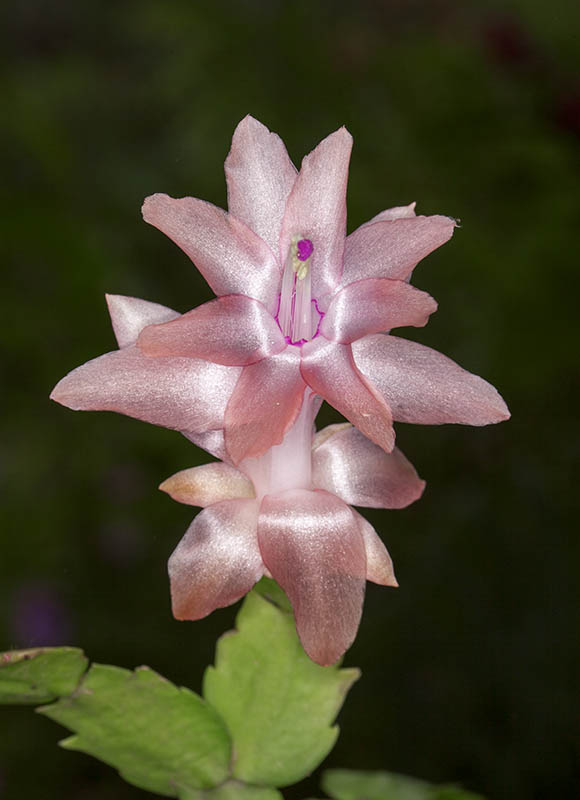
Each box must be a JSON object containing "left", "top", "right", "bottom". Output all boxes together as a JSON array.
[
  {"left": 159, "top": 389, "right": 425, "bottom": 666},
  {"left": 136, "top": 115, "right": 509, "bottom": 465},
  {"left": 49, "top": 116, "right": 511, "bottom": 665}
]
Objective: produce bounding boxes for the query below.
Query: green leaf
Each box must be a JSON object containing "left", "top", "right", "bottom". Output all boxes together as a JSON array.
[
  {"left": 182, "top": 780, "right": 283, "bottom": 800},
  {"left": 39, "top": 663, "right": 232, "bottom": 797},
  {"left": 322, "top": 769, "right": 486, "bottom": 800},
  {"left": 0, "top": 647, "right": 88, "bottom": 704},
  {"left": 203, "top": 588, "right": 359, "bottom": 787}
]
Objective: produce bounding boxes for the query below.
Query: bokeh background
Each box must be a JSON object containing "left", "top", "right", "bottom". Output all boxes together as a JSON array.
[{"left": 1, "top": 0, "right": 579, "bottom": 798}]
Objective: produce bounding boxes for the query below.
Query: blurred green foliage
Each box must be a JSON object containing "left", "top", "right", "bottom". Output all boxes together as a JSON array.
[{"left": 1, "top": 0, "right": 578, "bottom": 798}]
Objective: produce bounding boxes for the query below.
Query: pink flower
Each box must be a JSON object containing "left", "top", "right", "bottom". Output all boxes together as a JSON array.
[
  {"left": 160, "top": 392, "right": 425, "bottom": 666},
  {"left": 138, "top": 115, "right": 509, "bottom": 465}
]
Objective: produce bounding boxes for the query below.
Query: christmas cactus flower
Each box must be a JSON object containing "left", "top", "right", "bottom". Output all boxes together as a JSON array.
[
  {"left": 138, "top": 115, "right": 509, "bottom": 465},
  {"left": 160, "top": 391, "right": 425, "bottom": 666}
]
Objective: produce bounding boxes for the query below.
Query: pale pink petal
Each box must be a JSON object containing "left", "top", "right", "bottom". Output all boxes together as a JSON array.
[
  {"left": 142, "top": 194, "right": 280, "bottom": 311},
  {"left": 311, "top": 422, "right": 351, "bottom": 450},
  {"left": 321, "top": 278, "right": 437, "bottom": 344},
  {"left": 354, "top": 511, "right": 398, "bottom": 587},
  {"left": 280, "top": 128, "right": 353, "bottom": 302},
  {"left": 300, "top": 338, "right": 395, "bottom": 453},
  {"left": 352, "top": 334, "right": 511, "bottom": 425},
  {"left": 169, "top": 499, "right": 262, "bottom": 620},
  {"left": 342, "top": 215, "right": 456, "bottom": 285},
  {"left": 182, "top": 429, "right": 228, "bottom": 462},
  {"left": 137, "top": 294, "right": 285, "bottom": 366},
  {"left": 312, "top": 424, "right": 425, "bottom": 509},
  {"left": 225, "top": 115, "right": 297, "bottom": 256},
  {"left": 362, "top": 202, "right": 417, "bottom": 225},
  {"left": 225, "top": 347, "right": 305, "bottom": 464},
  {"left": 160, "top": 463, "right": 255, "bottom": 507},
  {"left": 106, "top": 294, "right": 180, "bottom": 348},
  {"left": 138, "top": 294, "right": 286, "bottom": 366},
  {"left": 257, "top": 489, "right": 366, "bottom": 666},
  {"left": 50, "top": 346, "right": 240, "bottom": 434}
]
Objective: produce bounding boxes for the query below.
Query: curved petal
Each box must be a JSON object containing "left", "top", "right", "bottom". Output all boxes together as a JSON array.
[
  {"left": 300, "top": 338, "right": 395, "bottom": 453},
  {"left": 280, "top": 127, "right": 353, "bottom": 302},
  {"left": 225, "top": 347, "right": 305, "bottom": 464},
  {"left": 352, "top": 334, "right": 511, "bottom": 425},
  {"left": 160, "top": 463, "right": 255, "bottom": 507},
  {"left": 342, "top": 215, "right": 456, "bottom": 284},
  {"left": 169, "top": 499, "right": 262, "bottom": 620},
  {"left": 142, "top": 194, "right": 280, "bottom": 311},
  {"left": 138, "top": 295, "right": 286, "bottom": 366},
  {"left": 50, "top": 346, "right": 240, "bottom": 434},
  {"left": 362, "top": 202, "right": 417, "bottom": 225},
  {"left": 321, "top": 278, "right": 437, "bottom": 344},
  {"left": 312, "top": 424, "right": 425, "bottom": 509},
  {"left": 354, "top": 511, "right": 398, "bottom": 587},
  {"left": 106, "top": 294, "right": 180, "bottom": 348},
  {"left": 257, "top": 489, "right": 366, "bottom": 666},
  {"left": 225, "top": 115, "right": 297, "bottom": 256}
]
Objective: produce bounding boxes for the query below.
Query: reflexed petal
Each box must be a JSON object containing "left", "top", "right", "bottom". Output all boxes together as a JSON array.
[
  {"left": 311, "top": 421, "right": 351, "bottom": 450},
  {"left": 169, "top": 499, "right": 262, "bottom": 620},
  {"left": 142, "top": 194, "right": 280, "bottom": 311},
  {"left": 160, "top": 463, "right": 255, "bottom": 507},
  {"left": 300, "top": 338, "right": 395, "bottom": 453},
  {"left": 280, "top": 127, "right": 353, "bottom": 302},
  {"left": 50, "top": 346, "right": 240, "bottom": 433},
  {"left": 225, "top": 115, "right": 297, "bottom": 256},
  {"left": 353, "top": 334, "right": 511, "bottom": 425},
  {"left": 312, "top": 424, "right": 425, "bottom": 509},
  {"left": 225, "top": 348, "right": 305, "bottom": 464},
  {"left": 342, "top": 215, "right": 456, "bottom": 284},
  {"left": 106, "top": 294, "right": 180, "bottom": 348},
  {"left": 354, "top": 511, "right": 397, "bottom": 586},
  {"left": 363, "top": 202, "right": 417, "bottom": 224},
  {"left": 258, "top": 489, "right": 366, "bottom": 665},
  {"left": 138, "top": 294, "right": 286, "bottom": 366},
  {"left": 321, "top": 278, "right": 437, "bottom": 343}
]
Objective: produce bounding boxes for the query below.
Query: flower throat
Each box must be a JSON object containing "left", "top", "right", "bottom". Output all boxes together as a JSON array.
[{"left": 276, "top": 236, "right": 322, "bottom": 345}]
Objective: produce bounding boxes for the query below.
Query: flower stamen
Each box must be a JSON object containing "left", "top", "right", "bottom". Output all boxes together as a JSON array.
[{"left": 277, "top": 236, "right": 315, "bottom": 343}]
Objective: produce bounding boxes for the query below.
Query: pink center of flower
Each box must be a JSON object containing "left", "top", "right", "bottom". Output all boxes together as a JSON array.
[{"left": 276, "top": 236, "right": 322, "bottom": 345}]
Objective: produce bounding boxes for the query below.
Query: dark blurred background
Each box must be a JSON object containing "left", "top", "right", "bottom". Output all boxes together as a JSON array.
[{"left": 1, "top": 0, "right": 579, "bottom": 798}]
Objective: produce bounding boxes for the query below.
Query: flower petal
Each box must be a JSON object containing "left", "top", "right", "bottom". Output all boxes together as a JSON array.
[
  {"left": 280, "top": 127, "right": 353, "bottom": 302},
  {"left": 106, "top": 294, "right": 180, "bottom": 348},
  {"left": 142, "top": 194, "right": 280, "bottom": 311},
  {"left": 225, "top": 115, "right": 297, "bottom": 257},
  {"left": 300, "top": 338, "right": 395, "bottom": 452},
  {"left": 362, "top": 202, "right": 417, "bottom": 225},
  {"left": 354, "top": 511, "right": 398, "bottom": 587},
  {"left": 342, "top": 215, "right": 456, "bottom": 284},
  {"left": 352, "top": 334, "right": 511, "bottom": 425},
  {"left": 138, "top": 294, "right": 286, "bottom": 366},
  {"left": 50, "top": 346, "right": 240, "bottom": 434},
  {"left": 321, "top": 278, "right": 437, "bottom": 344},
  {"left": 225, "top": 347, "right": 305, "bottom": 464},
  {"left": 312, "top": 424, "right": 425, "bottom": 509},
  {"left": 160, "top": 463, "right": 255, "bottom": 507},
  {"left": 169, "top": 499, "right": 262, "bottom": 620},
  {"left": 257, "top": 489, "right": 366, "bottom": 666}
]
